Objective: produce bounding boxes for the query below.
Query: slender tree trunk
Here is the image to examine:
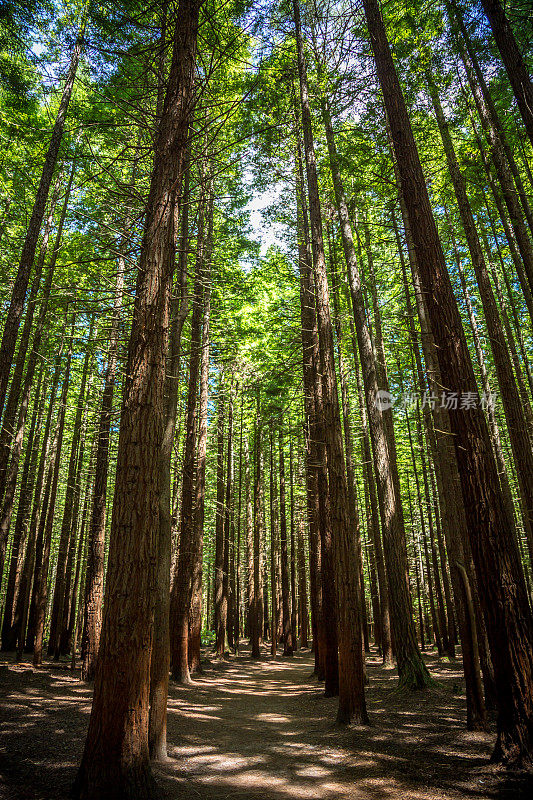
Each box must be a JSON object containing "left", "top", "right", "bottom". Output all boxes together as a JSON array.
[
  {"left": 330, "top": 229, "right": 367, "bottom": 659},
  {"left": 416, "top": 411, "right": 448, "bottom": 655},
  {"left": 351, "top": 321, "right": 393, "bottom": 665},
  {"left": 234, "top": 391, "right": 244, "bottom": 652},
  {"left": 189, "top": 269, "right": 211, "bottom": 673},
  {"left": 270, "top": 425, "right": 278, "bottom": 657},
  {"left": 295, "top": 134, "right": 325, "bottom": 677},
  {"left": 479, "top": 0, "right": 533, "bottom": 149},
  {"left": 294, "top": 0, "right": 367, "bottom": 722},
  {"left": 245, "top": 433, "right": 254, "bottom": 641},
  {"left": 1, "top": 366, "right": 47, "bottom": 651},
  {"left": 16, "top": 341, "right": 63, "bottom": 659},
  {"left": 448, "top": 4, "right": 533, "bottom": 237},
  {"left": 170, "top": 171, "right": 207, "bottom": 681},
  {"left": 289, "top": 433, "right": 297, "bottom": 650},
  {"left": 297, "top": 511, "right": 309, "bottom": 648},
  {"left": 0, "top": 165, "right": 75, "bottom": 576},
  {"left": 149, "top": 156, "right": 191, "bottom": 753},
  {"left": 59, "top": 376, "right": 94, "bottom": 656},
  {"left": 251, "top": 397, "right": 262, "bottom": 659},
  {"left": 214, "top": 379, "right": 226, "bottom": 652},
  {"left": 279, "top": 424, "right": 293, "bottom": 656},
  {"left": 81, "top": 224, "right": 127, "bottom": 682},
  {"left": 322, "top": 95, "right": 427, "bottom": 688},
  {"left": 0, "top": 172, "right": 61, "bottom": 504},
  {"left": 364, "top": 0, "right": 533, "bottom": 761},
  {"left": 189, "top": 187, "right": 214, "bottom": 671},
  {"left": 390, "top": 123, "right": 488, "bottom": 730},
  {"left": 451, "top": 13, "right": 533, "bottom": 299},
  {"left": 33, "top": 314, "right": 75, "bottom": 666},
  {"left": 48, "top": 316, "right": 94, "bottom": 657},
  {"left": 294, "top": 98, "right": 336, "bottom": 695},
  {"left": 218, "top": 383, "right": 233, "bottom": 654},
  {"left": 68, "top": 459, "right": 92, "bottom": 662},
  {"left": 429, "top": 80, "right": 533, "bottom": 562},
  {"left": 0, "top": 26, "right": 84, "bottom": 416}
]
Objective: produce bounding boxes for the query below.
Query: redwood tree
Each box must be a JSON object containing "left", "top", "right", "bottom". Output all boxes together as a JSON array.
[{"left": 73, "top": 1, "right": 202, "bottom": 795}]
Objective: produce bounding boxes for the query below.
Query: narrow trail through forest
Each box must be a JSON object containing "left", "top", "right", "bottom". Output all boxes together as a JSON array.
[{"left": 2, "top": 647, "right": 531, "bottom": 800}]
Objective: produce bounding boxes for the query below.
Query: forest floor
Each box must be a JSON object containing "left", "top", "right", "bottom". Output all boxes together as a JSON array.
[{"left": 1, "top": 645, "right": 532, "bottom": 800}]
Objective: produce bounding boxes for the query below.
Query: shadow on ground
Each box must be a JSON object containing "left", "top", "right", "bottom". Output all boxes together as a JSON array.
[{"left": 1, "top": 645, "right": 532, "bottom": 799}]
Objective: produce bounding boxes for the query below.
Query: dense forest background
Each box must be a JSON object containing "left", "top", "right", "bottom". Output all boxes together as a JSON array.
[{"left": 0, "top": 0, "right": 533, "bottom": 797}]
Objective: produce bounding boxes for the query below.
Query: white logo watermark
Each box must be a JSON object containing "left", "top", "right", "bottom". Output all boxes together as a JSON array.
[{"left": 375, "top": 390, "right": 497, "bottom": 412}]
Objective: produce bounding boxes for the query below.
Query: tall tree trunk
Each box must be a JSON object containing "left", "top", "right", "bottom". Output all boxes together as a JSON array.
[
  {"left": 169, "top": 170, "right": 207, "bottom": 681},
  {"left": 363, "top": 0, "right": 533, "bottom": 762},
  {"left": 330, "top": 228, "right": 367, "bottom": 658},
  {"left": 73, "top": 2, "right": 201, "bottom": 794},
  {"left": 479, "top": 0, "right": 533, "bottom": 149},
  {"left": 81, "top": 224, "right": 127, "bottom": 682},
  {"left": 322, "top": 95, "right": 427, "bottom": 688},
  {"left": 48, "top": 316, "right": 94, "bottom": 657},
  {"left": 0, "top": 25, "right": 84, "bottom": 415},
  {"left": 0, "top": 172, "right": 61, "bottom": 505},
  {"left": 149, "top": 156, "right": 191, "bottom": 755},
  {"left": 351, "top": 319, "right": 393, "bottom": 665},
  {"left": 251, "top": 397, "right": 262, "bottom": 659},
  {"left": 1, "top": 365, "right": 47, "bottom": 651},
  {"left": 233, "top": 391, "right": 244, "bottom": 653},
  {"left": 67, "top": 454, "right": 92, "bottom": 662},
  {"left": 289, "top": 433, "right": 297, "bottom": 650},
  {"left": 390, "top": 126, "right": 488, "bottom": 730},
  {"left": 16, "top": 341, "right": 64, "bottom": 658},
  {"left": 189, "top": 262, "right": 211, "bottom": 673},
  {"left": 416, "top": 252, "right": 488, "bottom": 722},
  {"left": 218, "top": 383, "right": 233, "bottom": 654},
  {"left": 59, "top": 375, "right": 94, "bottom": 657},
  {"left": 293, "top": 0, "right": 367, "bottom": 723},
  {"left": 214, "top": 378, "right": 226, "bottom": 652},
  {"left": 429, "top": 76, "right": 533, "bottom": 562},
  {"left": 33, "top": 314, "right": 75, "bottom": 667},
  {"left": 294, "top": 101, "right": 336, "bottom": 694},
  {"left": 270, "top": 425, "right": 278, "bottom": 657},
  {"left": 295, "top": 139, "right": 323, "bottom": 675},
  {"left": 0, "top": 165, "right": 75, "bottom": 577},
  {"left": 245, "top": 433, "right": 254, "bottom": 641},
  {"left": 279, "top": 424, "right": 293, "bottom": 656},
  {"left": 451, "top": 12, "right": 533, "bottom": 299},
  {"left": 297, "top": 512, "right": 309, "bottom": 648},
  {"left": 449, "top": 4, "right": 533, "bottom": 237}
]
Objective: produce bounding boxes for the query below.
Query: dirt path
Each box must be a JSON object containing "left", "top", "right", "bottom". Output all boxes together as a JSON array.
[{"left": 1, "top": 646, "right": 532, "bottom": 799}]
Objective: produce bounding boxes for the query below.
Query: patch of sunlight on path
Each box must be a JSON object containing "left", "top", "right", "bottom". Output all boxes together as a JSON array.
[{"left": 155, "top": 644, "right": 493, "bottom": 800}]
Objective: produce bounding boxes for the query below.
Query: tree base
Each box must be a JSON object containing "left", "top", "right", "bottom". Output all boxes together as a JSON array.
[
  {"left": 171, "top": 671, "right": 192, "bottom": 686},
  {"left": 336, "top": 706, "right": 370, "bottom": 727},
  {"left": 72, "top": 761, "right": 161, "bottom": 800},
  {"left": 397, "top": 658, "right": 435, "bottom": 692},
  {"left": 491, "top": 729, "right": 533, "bottom": 769}
]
